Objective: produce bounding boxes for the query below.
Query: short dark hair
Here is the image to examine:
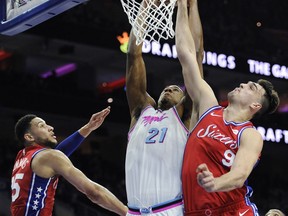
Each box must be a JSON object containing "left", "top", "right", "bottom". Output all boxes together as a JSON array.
[
  {"left": 253, "top": 79, "right": 280, "bottom": 119},
  {"left": 15, "top": 114, "right": 37, "bottom": 144}
]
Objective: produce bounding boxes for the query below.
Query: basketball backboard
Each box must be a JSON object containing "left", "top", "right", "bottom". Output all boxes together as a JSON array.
[{"left": 0, "top": 0, "right": 88, "bottom": 36}]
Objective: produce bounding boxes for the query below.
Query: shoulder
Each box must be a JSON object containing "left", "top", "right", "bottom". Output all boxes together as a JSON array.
[
  {"left": 241, "top": 127, "right": 261, "bottom": 137},
  {"left": 133, "top": 105, "right": 155, "bottom": 119},
  {"left": 33, "top": 148, "right": 67, "bottom": 165},
  {"left": 32, "top": 148, "right": 70, "bottom": 178},
  {"left": 240, "top": 127, "right": 263, "bottom": 146}
]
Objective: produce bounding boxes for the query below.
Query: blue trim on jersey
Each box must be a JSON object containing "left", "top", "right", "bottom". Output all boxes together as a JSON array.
[
  {"left": 25, "top": 173, "right": 52, "bottom": 215},
  {"left": 128, "top": 196, "right": 183, "bottom": 210},
  {"left": 250, "top": 202, "right": 259, "bottom": 216},
  {"left": 29, "top": 148, "right": 47, "bottom": 171},
  {"left": 23, "top": 148, "right": 52, "bottom": 215},
  {"left": 151, "top": 196, "right": 182, "bottom": 209},
  {"left": 31, "top": 148, "right": 46, "bottom": 159},
  {"left": 237, "top": 126, "right": 254, "bottom": 148},
  {"left": 24, "top": 172, "right": 35, "bottom": 216},
  {"left": 244, "top": 191, "right": 259, "bottom": 216},
  {"left": 172, "top": 106, "right": 189, "bottom": 133},
  {"left": 223, "top": 119, "right": 251, "bottom": 126}
]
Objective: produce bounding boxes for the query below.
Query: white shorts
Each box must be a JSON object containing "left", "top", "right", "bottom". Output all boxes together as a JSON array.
[{"left": 126, "top": 200, "right": 184, "bottom": 216}]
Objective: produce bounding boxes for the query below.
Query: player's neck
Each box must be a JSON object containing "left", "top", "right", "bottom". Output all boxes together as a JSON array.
[
  {"left": 223, "top": 106, "right": 250, "bottom": 123},
  {"left": 158, "top": 104, "right": 172, "bottom": 111}
]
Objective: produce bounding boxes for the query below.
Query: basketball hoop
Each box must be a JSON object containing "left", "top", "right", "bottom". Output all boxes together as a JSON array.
[{"left": 120, "top": 0, "right": 177, "bottom": 45}]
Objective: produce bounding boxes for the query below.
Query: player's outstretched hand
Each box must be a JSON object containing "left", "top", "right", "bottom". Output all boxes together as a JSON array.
[{"left": 87, "top": 106, "right": 111, "bottom": 131}]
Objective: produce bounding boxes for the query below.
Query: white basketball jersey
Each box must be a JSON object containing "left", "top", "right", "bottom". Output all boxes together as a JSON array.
[{"left": 126, "top": 106, "right": 188, "bottom": 208}]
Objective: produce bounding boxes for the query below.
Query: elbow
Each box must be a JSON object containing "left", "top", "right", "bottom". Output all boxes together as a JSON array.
[
  {"left": 175, "top": 41, "right": 185, "bottom": 56},
  {"left": 214, "top": 171, "right": 249, "bottom": 192},
  {"left": 176, "top": 48, "right": 189, "bottom": 63},
  {"left": 234, "top": 181, "right": 245, "bottom": 189},
  {"left": 127, "top": 51, "right": 142, "bottom": 62},
  {"left": 233, "top": 172, "right": 248, "bottom": 189},
  {"left": 176, "top": 45, "right": 196, "bottom": 63},
  {"left": 176, "top": 49, "right": 185, "bottom": 60},
  {"left": 85, "top": 184, "right": 103, "bottom": 204},
  {"left": 127, "top": 42, "right": 143, "bottom": 57},
  {"left": 87, "top": 191, "right": 101, "bottom": 204}
]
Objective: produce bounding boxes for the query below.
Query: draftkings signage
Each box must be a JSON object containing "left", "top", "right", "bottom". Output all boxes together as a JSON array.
[{"left": 140, "top": 40, "right": 288, "bottom": 80}]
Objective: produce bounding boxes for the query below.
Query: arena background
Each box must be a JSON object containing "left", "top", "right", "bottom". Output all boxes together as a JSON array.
[{"left": 0, "top": 0, "right": 287, "bottom": 215}]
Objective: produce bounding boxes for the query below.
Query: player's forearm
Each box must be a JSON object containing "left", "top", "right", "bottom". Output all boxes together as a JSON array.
[
  {"left": 176, "top": 0, "right": 196, "bottom": 63},
  {"left": 188, "top": 0, "right": 204, "bottom": 78},
  {"left": 88, "top": 184, "right": 128, "bottom": 216},
  {"left": 126, "top": 30, "right": 145, "bottom": 84},
  {"left": 78, "top": 123, "right": 93, "bottom": 138},
  {"left": 188, "top": 0, "right": 203, "bottom": 55},
  {"left": 213, "top": 170, "right": 247, "bottom": 192},
  {"left": 176, "top": 0, "right": 204, "bottom": 101},
  {"left": 126, "top": 29, "right": 149, "bottom": 111},
  {"left": 127, "top": 29, "right": 143, "bottom": 56}
]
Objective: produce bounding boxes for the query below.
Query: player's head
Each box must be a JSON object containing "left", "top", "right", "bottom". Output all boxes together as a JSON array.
[
  {"left": 265, "top": 209, "right": 286, "bottom": 216},
  {"left": 253, "top": 79, "right": 280, "bottom": 118},
  {"left": 227, "top": 79, "right": 279, "bottom": 119},
  {"left": 15, "top": 114, "right": 58, "bottom": 148},
  {"left": 157, "top": 85, "right": 185, "bottom": 110}
]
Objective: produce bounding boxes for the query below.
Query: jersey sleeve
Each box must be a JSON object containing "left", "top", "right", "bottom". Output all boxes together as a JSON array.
[{"left": 55, "top": 131, "right": 84, "bottom": 157}]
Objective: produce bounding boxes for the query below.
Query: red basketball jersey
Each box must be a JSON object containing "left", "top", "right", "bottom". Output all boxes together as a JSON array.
[
  {"left": 182, "top": 106, "right": 259, "bottom": 213},
  {"left": 11, "top": 144, "right": 59, "bottom": 216}
]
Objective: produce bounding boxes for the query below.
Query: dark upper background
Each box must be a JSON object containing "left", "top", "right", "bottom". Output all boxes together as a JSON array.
[
  {"left": 0, "top": 0, "right": 288, "bottom": 215},
  {"left": 0, "top": 0, "right": 287, "bottom": 120}
]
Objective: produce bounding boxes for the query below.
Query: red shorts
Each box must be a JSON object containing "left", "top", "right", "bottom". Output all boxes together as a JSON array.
[{"left": 184, "top": 200, "right": 258, "bottom": 216}]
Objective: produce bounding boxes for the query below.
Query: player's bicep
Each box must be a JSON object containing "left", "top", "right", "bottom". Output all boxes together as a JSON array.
[
  {"left": 231, "top": 129, "right": 263, "bottom": 177},
  {"left": 48, "top": 152, "right": 95, "bottom": 194},
  {"left": 184, "top": 68, "right": 218, "bottom": 116},
  {"left": 198, "top": 84, "right": 219, "bottom": 116},
  {"left": 239, "top": 128, "right": 263, "bottom": 164}
]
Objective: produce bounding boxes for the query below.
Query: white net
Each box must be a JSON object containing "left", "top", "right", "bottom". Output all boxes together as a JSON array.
[{"left": 120, "top": 0, "right": 177, "bottom": 45}]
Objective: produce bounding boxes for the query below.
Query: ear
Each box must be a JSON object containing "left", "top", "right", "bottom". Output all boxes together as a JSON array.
[
  {"left": 250, "top": 102, "right": 262, "bottom": 112},
  {"left": 24, "top": 133, "right": 34, "bottom": 142}
]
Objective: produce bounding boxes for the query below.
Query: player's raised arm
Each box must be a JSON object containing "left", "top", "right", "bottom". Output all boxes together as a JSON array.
[
  {"left": 55, "top": 107, "right": 110, "bottom": 156},
  {"left": 178, "top": 0, "right": 204, "bottom": 128},
  {"left": 176, "top": 0, "right": 217, "bottom": 116},
  {"left": 126, "top": 2, "right": 156, "bottom": 127},
  {"left": 188, "top": 0, "right": 204, "bottom": 77}
]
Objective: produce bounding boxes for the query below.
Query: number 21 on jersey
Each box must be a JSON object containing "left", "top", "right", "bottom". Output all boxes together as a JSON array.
[{"left": 145, "top": 127, "right": 168, "bottom": 144}]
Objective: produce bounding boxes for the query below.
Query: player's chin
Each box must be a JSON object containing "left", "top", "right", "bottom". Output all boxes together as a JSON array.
[
  {"left": 46, "top": 139, "right": 58, "bottom": 148},
  {"left": 51, "top": 137, "right": 57, "bottom": 143}
]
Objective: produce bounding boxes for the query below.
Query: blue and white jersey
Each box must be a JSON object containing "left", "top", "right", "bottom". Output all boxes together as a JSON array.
[{"left": 126, "top": 105, "right": 188, "bottom": 208}]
